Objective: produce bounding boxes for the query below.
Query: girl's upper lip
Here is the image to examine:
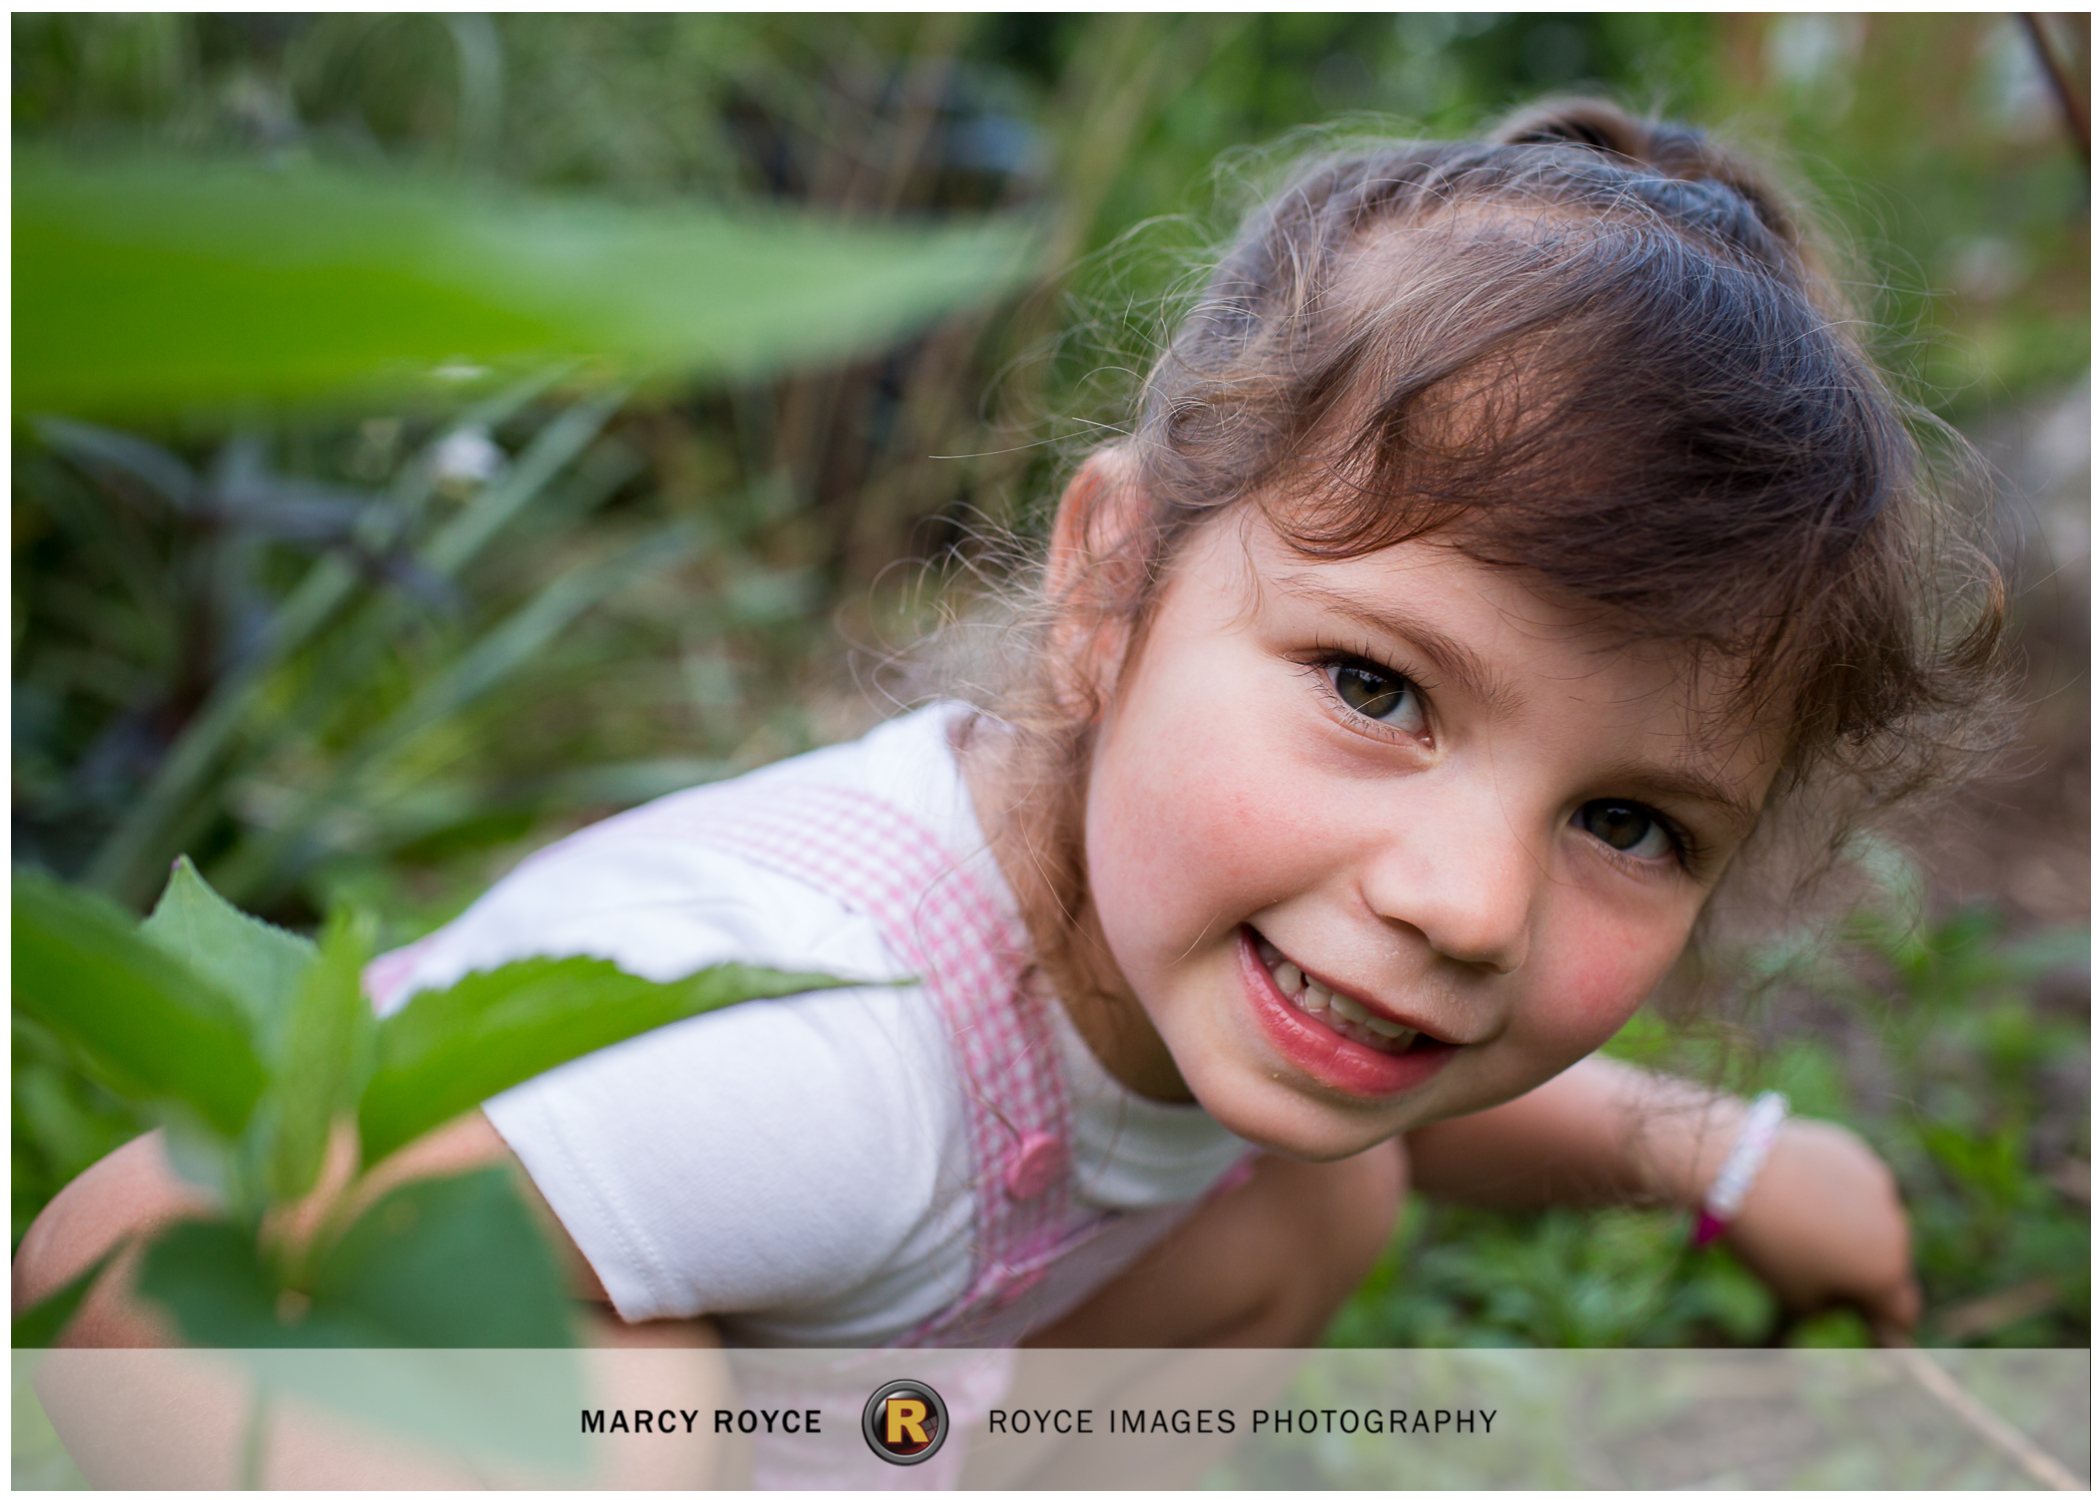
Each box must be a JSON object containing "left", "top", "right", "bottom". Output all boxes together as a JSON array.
[{"left": 1249, "top": 926, "right": 1465, "bottom": 1046}]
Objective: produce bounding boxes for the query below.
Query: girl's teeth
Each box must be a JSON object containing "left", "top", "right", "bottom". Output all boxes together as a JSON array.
[
  {"left": 1264, "top": 944, "right": 1421, "bottom": 1053},
  {"left": 1328, "top": 992, "right": 1368, "bottom": 1025}
]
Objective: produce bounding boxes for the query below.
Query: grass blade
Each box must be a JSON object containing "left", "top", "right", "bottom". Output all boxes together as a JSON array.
[
  {"left": 81, "top": 372, "right": 573, "bottom": 904},
  {"left": 208, "top": 518, "right": 705, "bottom": 903}
]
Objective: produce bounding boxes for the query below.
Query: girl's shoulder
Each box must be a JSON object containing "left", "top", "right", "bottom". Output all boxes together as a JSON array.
[
  {"left": 362, "top": 702, "right": 988, "bottom": 1336},
  {"left": 485, "top": 963, "right": 970, "bottom": 1333},
  {"left": 374, "top": 700, "right": 985, "bottom": 1007}
]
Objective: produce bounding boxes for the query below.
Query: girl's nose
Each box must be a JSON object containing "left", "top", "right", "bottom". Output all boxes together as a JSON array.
[{"left": 1357, "top": 799, "right": 1538, "bottom": 973}]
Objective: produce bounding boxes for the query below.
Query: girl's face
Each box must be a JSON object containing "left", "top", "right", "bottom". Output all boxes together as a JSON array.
[{"left": 1077, "top": 506, "right": 1781, "bottom": 1160}]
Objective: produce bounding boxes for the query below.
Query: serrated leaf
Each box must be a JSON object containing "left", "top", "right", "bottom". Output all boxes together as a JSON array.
[
  {"left": 12, "top": 873, "right": 267, "bottom": 1137},
  {"left": 250, "top": 907, "right": 377, "bottom": 1202},
  {"left": 358, "top": 957, "right": 855, "bottom": 1164},
  {"left": 140, "top": 855, "right": 316, "bottom": 1046},
  {"left": 310, "top": 1170, "right": 576, "bottom": 1348},
  {"left": 11, "top": 1244, "right": 120, "bottom": 1348}
]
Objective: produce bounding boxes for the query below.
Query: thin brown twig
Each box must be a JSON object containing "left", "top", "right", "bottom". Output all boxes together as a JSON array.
[
  {"left": 2020, "top": 14, "right": 2090, "bottom": 163},
  {"left": 1890, "top": 1344, "right": 2083, "bottom": 1491}
]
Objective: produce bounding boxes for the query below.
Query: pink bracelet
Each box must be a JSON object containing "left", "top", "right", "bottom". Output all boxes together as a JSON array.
[{"left": 1691, "top": 1091, "right": 1790, "bottom": 1248}]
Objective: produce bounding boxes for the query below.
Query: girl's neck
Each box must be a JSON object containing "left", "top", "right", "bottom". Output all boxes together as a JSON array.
[{"left": 956, "top": 716, "right": 1195, "bottom": 1104}]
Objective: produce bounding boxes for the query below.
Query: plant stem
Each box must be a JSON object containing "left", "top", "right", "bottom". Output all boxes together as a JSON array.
[{"left": 238, "top": 1385, "right": 271, "bottom": 1490}]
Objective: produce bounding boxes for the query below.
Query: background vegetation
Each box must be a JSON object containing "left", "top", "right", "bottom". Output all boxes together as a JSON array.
[{"left": 12, "top": 14, "right": 2089, "bottom": 1352}]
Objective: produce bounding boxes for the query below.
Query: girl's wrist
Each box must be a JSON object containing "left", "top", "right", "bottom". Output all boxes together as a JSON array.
[
  {"left": 1610, "top": 1065, "right": 1757, "bottom": 1213},
  {"left": 1691, "top": 1091, "right": 1790, "bottom": 1246}
]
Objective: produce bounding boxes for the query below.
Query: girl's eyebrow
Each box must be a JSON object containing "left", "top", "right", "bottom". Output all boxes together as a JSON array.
[
  {"left": 1592, "top": 761, "right": 1764, "bottom": 839},
  {"left": 1270, "top": 573, "right": 1515, "bottom": 714},
  {"left": 1274, "top": 572, "right": 1764, "bottom": 835}
]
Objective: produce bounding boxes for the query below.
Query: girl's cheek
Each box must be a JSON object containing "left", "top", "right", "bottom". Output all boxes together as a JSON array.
[
  {"left": 1093, "top": 724, "right": 1294, "bottom": 898},
  {"left": 1539, "top": 914, "right": 1686, "bottom": 1051}
]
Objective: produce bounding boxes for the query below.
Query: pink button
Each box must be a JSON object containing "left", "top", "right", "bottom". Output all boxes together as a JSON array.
[{"left": 1002, "top": 1132, "right": 1065, "bottom": 1200}]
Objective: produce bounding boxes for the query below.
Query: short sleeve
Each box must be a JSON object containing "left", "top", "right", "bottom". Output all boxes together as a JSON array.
[
  {"left": 377, "top": 825, "right": 971, "bottom": 1330},
  {"left": 485, "top": 983, "right": 962, "bottom": 1324}
]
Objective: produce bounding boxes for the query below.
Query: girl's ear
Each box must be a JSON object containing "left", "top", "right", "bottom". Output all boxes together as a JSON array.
[
  {"left": 1045, "top": 447, "right": 1146, "bottom": 604},
  {"left": 1044, "top": 447, "right": 1149, "bottom": 710}
]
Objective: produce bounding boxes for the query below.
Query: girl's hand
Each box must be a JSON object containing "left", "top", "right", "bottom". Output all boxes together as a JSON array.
[{"left": 1717, "top": 1117, "right": 1922, "bottom": 1343}]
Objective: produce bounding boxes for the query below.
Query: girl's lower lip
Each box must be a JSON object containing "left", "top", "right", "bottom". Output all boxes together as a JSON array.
[{"left": 1237, "top": 928, "right": 1457, "bottom": 1098}]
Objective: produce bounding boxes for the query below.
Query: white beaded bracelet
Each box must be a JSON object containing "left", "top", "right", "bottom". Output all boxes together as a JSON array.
[{"left": 1692, "top": 1091, "right": 1790, "bottom": 1247}]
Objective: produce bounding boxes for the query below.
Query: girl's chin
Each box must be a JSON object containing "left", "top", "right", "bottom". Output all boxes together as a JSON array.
[{"left": 1187, "top": 1074, "right": 1423, "bottom": 1162}]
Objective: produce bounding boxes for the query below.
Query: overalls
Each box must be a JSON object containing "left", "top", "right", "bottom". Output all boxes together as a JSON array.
[{"left": 369, "top": 768, "right": 1256, "bottom": 1485}]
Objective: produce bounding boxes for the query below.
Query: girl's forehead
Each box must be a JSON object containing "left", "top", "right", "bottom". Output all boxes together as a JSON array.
[
  {"left": 1194, "top": 503, "right": 1782, "bottom": 751},
  {"left": 1213, "top": 500, "right": 1586, "bottom": 627}
]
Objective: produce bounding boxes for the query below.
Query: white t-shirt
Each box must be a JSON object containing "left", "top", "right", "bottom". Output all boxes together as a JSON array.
[{"left": 377, "top": 703, "right": 1250, "bottom": 1346}]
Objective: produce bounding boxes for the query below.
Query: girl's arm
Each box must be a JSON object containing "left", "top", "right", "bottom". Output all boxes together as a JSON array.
[
  {"left": 1404, "top": 1055, "right": 1921, "bottom": 1339},
  {"left": 15, "top": 1117, "right": 730, "bottom": 1486},
  {"left": 13, "top": 1111, "right": 615, "bottom": 1345}
]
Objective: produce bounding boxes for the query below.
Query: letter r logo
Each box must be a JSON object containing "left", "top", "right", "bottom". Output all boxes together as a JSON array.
[
  {"left": 885, "top": 1397, "right": 930, "bottom": 1446},
  {"left": 863, "top": 1379, "right": 948, "bottom": 1465}
]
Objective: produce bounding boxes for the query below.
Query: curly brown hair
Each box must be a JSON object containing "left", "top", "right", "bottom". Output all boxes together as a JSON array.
[{"left": 954, "top": 99, "right": 2011, "bottom": 1026}]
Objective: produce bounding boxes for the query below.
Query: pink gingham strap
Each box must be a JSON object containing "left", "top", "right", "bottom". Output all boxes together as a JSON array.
[{"left": 622, "top": 778, "right": 1093, "bottom": 1343}]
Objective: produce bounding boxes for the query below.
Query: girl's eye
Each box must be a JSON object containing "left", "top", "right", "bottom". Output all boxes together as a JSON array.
[
  {"left": 1576, "top": 800, "right": 1675, "bottom": 861},
  {"left": 1329, "top": 660, "right": 1426, "bottom": 735}
]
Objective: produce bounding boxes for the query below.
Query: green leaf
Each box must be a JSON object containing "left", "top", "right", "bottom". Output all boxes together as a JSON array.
[
  {"left": 1784, "top": 1306, "right": 1875, "bottom": 1348},
  {"left": 11, "top": 1243, "right": 120, "bottom": 1348},
  {"left": 158, "top": 1115, "right": 247, "bottom": 1220},
  {"left": 135, "top": 1171, "right": 575, "bottom": 1349},
  {"left": 12, "top": 873, "right": 267, "bottom": 1137},
  {"left": 309, "top": 1170, "right": 576, "bottom": 1348},
  {"left": 249, "top": 908, "right": 378, "bottom": 1203},
  {"left": 134, "top": 1218, "right": 586, "bottom": 1465},
  {"left": 140, "top": 856, "right": 317, "bottom": 1046},
  {"left": 134, "top": 1219, "right": 334, "bottom": 1347},
  {"left": 358, "top": 957, "right": 856, "bottom": 1164},
  {"left": 134, "top": 1219, "right": 412, "bottom": 1348},
  {"left": 15, "top": 148, "right": 1034, "bottom": 417}
]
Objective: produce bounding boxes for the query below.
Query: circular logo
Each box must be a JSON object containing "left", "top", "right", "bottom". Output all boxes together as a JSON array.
[{"left": 862, "top": 1378, "right": 949, "bottom": 1466}]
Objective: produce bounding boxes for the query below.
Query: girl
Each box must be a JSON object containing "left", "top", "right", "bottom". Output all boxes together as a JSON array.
[{"left": 22, "top": 100, "right": 1997, "bottom": 1365}]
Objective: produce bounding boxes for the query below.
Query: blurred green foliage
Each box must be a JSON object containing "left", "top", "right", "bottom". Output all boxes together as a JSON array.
[
  {"left": 15, "top": 150, "right": 1029, "bottom": 416},
  {"left": 12, "top": 14, "right": 2089, "bottom": 1350}
]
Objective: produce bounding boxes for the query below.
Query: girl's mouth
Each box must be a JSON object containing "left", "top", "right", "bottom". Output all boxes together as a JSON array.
[
  {"left": 1237, "top": 926, "right": 1458, "bottom": 1098},
  {"left": 1252, "top": 933, "right": 1422, "bottom": 1055}
]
